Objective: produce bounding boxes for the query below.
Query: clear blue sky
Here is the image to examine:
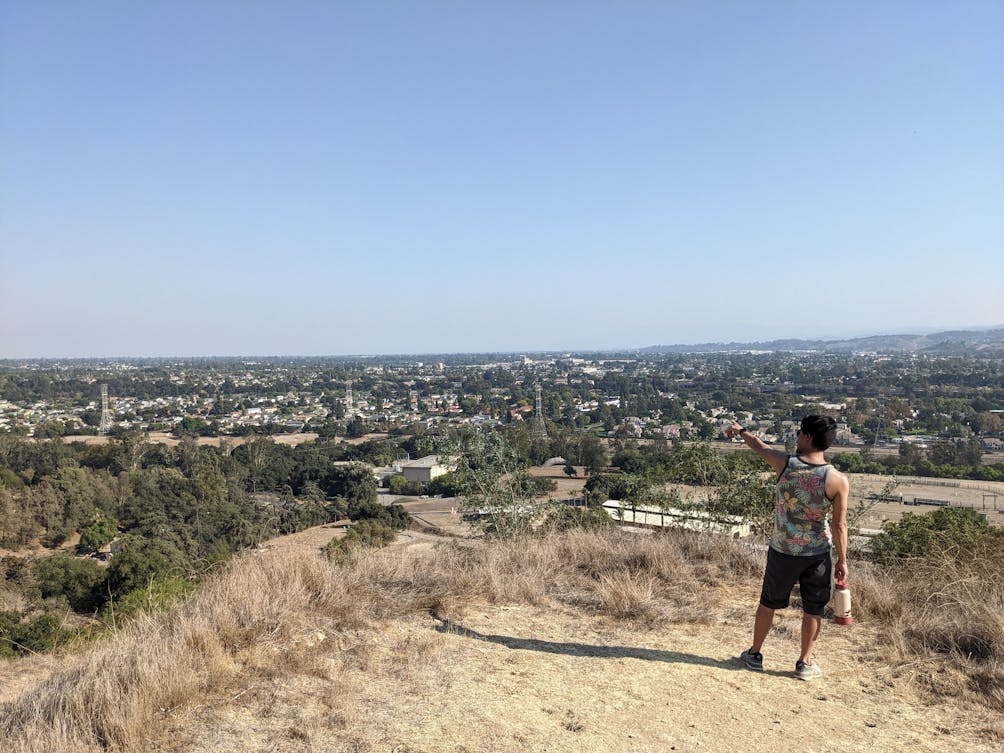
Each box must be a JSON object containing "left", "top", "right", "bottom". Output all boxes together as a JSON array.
[{"left": 2, "top": 1, "right": 1002, "bottom": 357}]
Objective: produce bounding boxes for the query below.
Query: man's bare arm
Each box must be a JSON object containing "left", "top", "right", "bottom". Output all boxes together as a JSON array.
[
  {"left": 828, "top": 470, "right": 850, "bottom": 582},
  {"left": 725, "top": 420, "right": 788, "bottom": 474}
]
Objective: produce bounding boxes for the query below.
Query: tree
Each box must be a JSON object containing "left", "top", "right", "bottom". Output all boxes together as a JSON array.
[
  {"left": 0, "top": 487, "right": 39, "bottom": 547},
  {"left": 33, "top": 554, "right": 107, "bottom": 612},
  {"left": 115, "top": 430, "right": 151, "bottom": 472},
  {"left": 446, "top": 427, "right": 542, "bottom": 538},
  {"left": 577, "top": 433, "right": 609, "bottom": 476},
  {"left": 78, "top": 514, "right": 118, "bottom": 553},
  {"left": 105, "top": 535, "right": 188, "bottom": 599},
  {"left": 320, "top": 463, "right": 377, "bottom": 505},
  {"left": 710, "top": 465, "right": 775, "bottom": 535},
  {"left": 346, "top": 417, "right": 368, "bottom": 439},
  {"left": 175, "top": 416, "right": 209, "bottom": 437},
  {"left": 33, "top": 421, "right": 65, "bottom": 439},
  {"left": 386, "top": 474, "right": 408, "bottom": 495},
  {"left": 234, "top": 436, "right": 294, "bottom": 492},
  {"left": 974, "top": 412, "right": 1002, "bottom": 435}
]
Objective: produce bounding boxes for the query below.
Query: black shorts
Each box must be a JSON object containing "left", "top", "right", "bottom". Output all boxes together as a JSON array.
[{"left": 759, "top": 547, "right": 832, "bottom": 616}]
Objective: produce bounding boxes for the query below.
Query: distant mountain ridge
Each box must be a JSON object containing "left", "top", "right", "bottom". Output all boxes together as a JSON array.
[{"left": 643, "top": 327, "right": 1004, "bottom": 354}]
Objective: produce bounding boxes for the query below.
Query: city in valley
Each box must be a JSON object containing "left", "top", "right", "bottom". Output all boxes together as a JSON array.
[
  {"left": 3, "top": 346, "right": 1003, "bottom": 452},
  {"left": 2, "top": 344, "right": 1003, "bottom": 535}
]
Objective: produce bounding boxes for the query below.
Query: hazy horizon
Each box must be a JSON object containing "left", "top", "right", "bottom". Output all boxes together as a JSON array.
[
  {"left": 2, "top": 323, "right": 1002, "bottom": 361},
  {"left": 3, "top": 3, "right": 1002, "bottom": 358}
]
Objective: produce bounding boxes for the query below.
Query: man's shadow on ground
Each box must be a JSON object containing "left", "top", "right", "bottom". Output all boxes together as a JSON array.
[{"left": 433, "top": 617, "right": 789, "bottom": 676}]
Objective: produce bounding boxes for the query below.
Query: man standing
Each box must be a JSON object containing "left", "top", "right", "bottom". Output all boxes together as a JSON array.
[{"left": 726, "top": 415, "right": 849, "bottom": 680}]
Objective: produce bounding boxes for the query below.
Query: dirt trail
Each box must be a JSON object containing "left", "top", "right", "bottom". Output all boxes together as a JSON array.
[{"left": 150, "top": 603, "right": 1000, "bottom": 753}]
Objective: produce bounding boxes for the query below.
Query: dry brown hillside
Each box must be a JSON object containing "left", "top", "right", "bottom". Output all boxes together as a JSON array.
[{"left": 1, "top": 528, "right": 1001, "bottom": 753}]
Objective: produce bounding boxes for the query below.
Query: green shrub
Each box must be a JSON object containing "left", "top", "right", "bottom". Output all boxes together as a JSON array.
[
  {"left": 345, "top": 499, "right": 411, "bottom": 530},
  {"left": 110, "top": 576, "right": 197, "bottom": 618},
  {"left": 529, "top": 476, "right": 558, "bottom": 495},
  {"left": 385, "top": 474, "right": 408, "bottom": 494},
  {"left": 105, "top": 536, "right": 187, "bottom": 599},
  {"left": 33, "top": 554, "right": 107, "bottom": 612},
  {"left": 78, "top": 515, "right": 118, "bottom": 553},
  {"left": 427, "top": 471, "right": 461, "bottom": 497},
  {"left": 871, "top": 506, "right": 1004, "bottom": 562},
  {"left": 322, "top": 520, "right": 397, "bottom": 557},
  {"left": 542, "top": 504, "right": 614, "bottom": 532},
  {"left": 0, "top": 611, "right": 71, "bottom": 656}
]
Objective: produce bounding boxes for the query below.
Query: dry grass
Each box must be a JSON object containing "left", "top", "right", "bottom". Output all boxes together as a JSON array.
[
  {"left": 0, "top": 586, "right": 27, "bottom": 612},
  {"left": 1, "top": 527, "right": 1001, "bottom": 751},
  {"left": 852, "top": 539, "right": 1004, "bottom": 711}
]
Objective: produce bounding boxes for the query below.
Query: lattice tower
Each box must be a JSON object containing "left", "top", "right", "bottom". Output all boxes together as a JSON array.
[
  {"left": 99, "top": 384, "right": 112, "bottom": 435},
  {"left": 534, "top": 383, "right": 547, "bottom": 438}
]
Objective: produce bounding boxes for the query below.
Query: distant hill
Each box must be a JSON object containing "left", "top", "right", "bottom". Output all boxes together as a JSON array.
[{"left": 643, "top": 327, "right": 1004, "bottom": 355}]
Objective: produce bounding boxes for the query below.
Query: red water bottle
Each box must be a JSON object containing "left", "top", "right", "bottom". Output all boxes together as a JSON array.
[{"left": 833, "top": 579, "right": 853, "bottom": 625}]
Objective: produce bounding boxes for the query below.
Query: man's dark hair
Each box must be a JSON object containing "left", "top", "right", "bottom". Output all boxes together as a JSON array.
[{"left": 801, "top": 415, "right": 837, "bottom": 451}]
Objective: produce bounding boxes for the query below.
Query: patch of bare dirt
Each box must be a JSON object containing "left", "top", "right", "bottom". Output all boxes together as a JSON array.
[{"left": 256, "top": 523, "right": 346, "bottom": 556}]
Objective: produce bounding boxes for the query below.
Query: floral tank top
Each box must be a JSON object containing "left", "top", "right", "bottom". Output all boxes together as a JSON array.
[{"left": 770, "top": 455, "right": 833, "bottom": 556}]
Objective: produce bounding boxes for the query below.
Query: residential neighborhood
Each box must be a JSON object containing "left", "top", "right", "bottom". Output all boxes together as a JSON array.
[{"left": 2, "top": 351, "right": 1001, "bottom": 462}]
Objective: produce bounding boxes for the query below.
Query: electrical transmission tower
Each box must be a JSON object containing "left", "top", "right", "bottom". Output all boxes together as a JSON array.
[
  {"left": 99, "top": 384, "right": 112, "bottom": 435},
  {"left": 533, "top": 383, "right": 548, "bottom": 438},
  {"left": 345, "top": 380, "right": 354, "bottom": 417}
]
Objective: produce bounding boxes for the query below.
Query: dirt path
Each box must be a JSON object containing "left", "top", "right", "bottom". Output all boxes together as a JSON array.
[{"left": 150, "top": 604, "right": 1001, "bottom": 753}]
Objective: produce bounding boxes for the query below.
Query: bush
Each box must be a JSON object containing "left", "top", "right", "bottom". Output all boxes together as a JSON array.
[
  {"left": 871, "top": 506, "right": 1004, "bottom": 563},
  {"left": 106, "top": 536, "right": 188, "bottom": 599},
  {"left": 78, "top": 515, "right": 118, "bottom": 553},
  {"left": 111, "top": 575, "right": 198, "bottom": 618},
  {"left": 529, "top": 476, "right": 558, "bottom": 495},
  {"left": 345, "top": 499, "right": 411, "bottom": 530},
  {"left": 322, "top": 519, "right": 397, "bottom": 556},
  {"left": 0, "top": 611, "right": 70, "bottom": 656},
  {"left": 401, "top": 479, "right": 427, "bottom": 496},
  {"left": 33, "top": 554, "right": 107, "bottom": 612},
  {"left": 385, "top": 474, "right": 408, "bottom": 494},
  {"left": 584, "top": 473, "right": 650, "bottom": 503},
  {"left": 427, "top": 471, "right": 461, "bottom": 497},
  {"left": 542, "top": 504, "right": 614, "bottom": 532}
]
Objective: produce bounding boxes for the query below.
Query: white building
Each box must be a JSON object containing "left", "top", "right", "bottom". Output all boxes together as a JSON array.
[{"left": 398, "top": 455, "right": 451, "bottom": 484}]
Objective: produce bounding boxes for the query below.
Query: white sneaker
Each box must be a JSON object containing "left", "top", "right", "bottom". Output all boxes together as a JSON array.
[{"left": 795, "top": 659, "right": 821, "bottom": 680}]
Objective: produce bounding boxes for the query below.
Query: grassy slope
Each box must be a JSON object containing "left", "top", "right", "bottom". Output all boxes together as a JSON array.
[{"left": 1, "top": 528, "right": 1002, "bottom": 752}]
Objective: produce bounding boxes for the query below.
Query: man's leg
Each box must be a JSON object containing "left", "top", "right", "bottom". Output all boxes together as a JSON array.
[
  {"left": 797, "top": 552, "right": 831, "bottom": 664},
  {"left": 752, "top": 603, "right": 775, "bottom": 653},
  {"left": 799, "top": 611, "right": 821, "bottom": 663}
]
